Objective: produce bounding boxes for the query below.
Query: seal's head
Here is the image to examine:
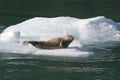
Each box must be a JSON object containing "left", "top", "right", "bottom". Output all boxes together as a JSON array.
[
  {"left": 63, "top": 35, "right": 74, "bottom": 41},
  {"left": 62, "top": 35, "right": 74, "bottom": 48}
]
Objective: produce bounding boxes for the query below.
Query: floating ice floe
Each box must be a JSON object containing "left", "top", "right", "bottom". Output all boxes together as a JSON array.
[{"left": 0, "top": 16, "right": 120, "bottom": 57}]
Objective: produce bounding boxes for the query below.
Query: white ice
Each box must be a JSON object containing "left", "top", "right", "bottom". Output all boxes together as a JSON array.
[{"left": 0, "top": 16, "right": 120, "bottom": 57}]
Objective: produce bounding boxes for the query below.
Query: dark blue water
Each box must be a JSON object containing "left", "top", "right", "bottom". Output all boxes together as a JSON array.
[
  {"left": 0, "top": 53, "right": 120, "bottom": 80},
  {"left": 0, "top": 0, "right": 120, "bottom": 80},
  {"left": 0, "top": 51, "right": 119, "bottom": 80},
  {"left": 0, "top": 0, "right": 120, "bottom": 26}
]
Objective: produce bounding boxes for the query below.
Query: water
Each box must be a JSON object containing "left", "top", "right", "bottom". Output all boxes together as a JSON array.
[
  {"left": 0, "top": 0, "right": 120, "bottom": 80},
  {"left": 0, "top": 54, "right": 120, "bottom": 80},
  {"left": 0, "top": 0, "right": 120, "bottom": 26}
]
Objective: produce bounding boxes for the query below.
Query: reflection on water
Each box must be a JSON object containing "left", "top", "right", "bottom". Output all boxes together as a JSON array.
[{"left": 0, "top": 57, "right": 120, "bottom": 80}]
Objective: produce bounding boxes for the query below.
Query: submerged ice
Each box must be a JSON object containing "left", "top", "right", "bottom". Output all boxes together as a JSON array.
[{"left": 0, "top": 16, "right": 120, "bottom": 57}]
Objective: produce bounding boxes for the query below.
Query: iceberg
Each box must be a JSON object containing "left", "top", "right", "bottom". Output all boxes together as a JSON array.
[{"left": 0, "top": 16, "right": 120, "bottom": 57}]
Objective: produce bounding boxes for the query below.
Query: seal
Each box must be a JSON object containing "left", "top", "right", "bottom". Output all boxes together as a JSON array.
[{"left": 27, "top": 35, "right": 74, "bottom": 49}]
